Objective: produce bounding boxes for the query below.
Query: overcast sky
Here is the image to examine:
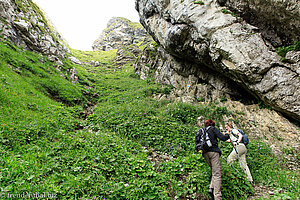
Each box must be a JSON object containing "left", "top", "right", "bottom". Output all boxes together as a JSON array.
[{"left": 32, "top": 0, "right": 140, "bottom": 51}]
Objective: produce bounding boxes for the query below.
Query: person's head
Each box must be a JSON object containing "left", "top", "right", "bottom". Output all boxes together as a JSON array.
[
  {"left": 197, "top": 116, "right": 205, "bottom": 127},
  {"left": 225, "top": 122, "right": 233, "bottom": 130},
  {"left": 204, "top": 119, "right": 216, "bottom": 127}
]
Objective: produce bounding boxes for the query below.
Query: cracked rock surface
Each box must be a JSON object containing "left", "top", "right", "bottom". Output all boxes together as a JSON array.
[{"left": 135, "top": 0, "right": 300, "bottom": 121}]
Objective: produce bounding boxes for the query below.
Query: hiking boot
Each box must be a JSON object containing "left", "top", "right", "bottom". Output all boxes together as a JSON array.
[{"left": 208, "top": 188, "right": 214, "bottom": 200}]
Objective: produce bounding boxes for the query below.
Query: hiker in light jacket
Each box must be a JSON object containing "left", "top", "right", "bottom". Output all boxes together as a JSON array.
[
  {"left": 225, "top": 122, "right": 254, "bottom": 186},
  {"left": 200, "top": 119, "right": 230, "bottom": 200}
]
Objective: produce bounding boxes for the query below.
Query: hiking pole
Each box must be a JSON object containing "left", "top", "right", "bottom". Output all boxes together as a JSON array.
[
  {"left": 219, "top": 138, "right": 244, "bottom": 176},
  {"left": 230, "top": 140, "right": 248, "bottom": 177},
  {"left": 220, "top": 155, "right": 243, "bottom": 176},
  {"left": 219, "top": 140, "right": 243, "bottom": 176},
  {"left": 230, "top": 140, "right": 239, "bottom": 155},
  {"left": 219, "top": 131, "right": 247, "bottom": 177}
]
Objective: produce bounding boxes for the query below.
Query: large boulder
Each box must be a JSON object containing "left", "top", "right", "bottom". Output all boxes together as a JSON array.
[{"left": 135, "top": 0, "right": 300, "bottom": 121}]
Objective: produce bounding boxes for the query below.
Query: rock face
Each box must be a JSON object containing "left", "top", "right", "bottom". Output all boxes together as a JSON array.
[
  {"left": 92, "top": 17, "right": 151, "bottom": 51},
  {"left": 135, "top": 43, "right": 250, "bottom": 103},
  {"left": 0, "top": 0, "right": 77, "bottom": 82},
  {"left": 0, "top": 0, "right": 70, "bottom": 62},
  {"left": 221, "top": 0, "right": 300, "bottom": 47},
  {"left": 92, "top": 17, "right": 154, "bottom": 66},
  {"left": 135, "top": 0, "right": 300, "bottom": 121}
]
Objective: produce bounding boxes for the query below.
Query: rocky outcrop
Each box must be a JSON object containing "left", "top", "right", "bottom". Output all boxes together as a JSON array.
[
  {"left": 220, "top": 0, "right": 300, "bottom": 47},
  {"left": 92, "top": 17, "right": 151, "bottom": 51},
  {"left": 92, "top": 17, "right": 154, "bottom": 66},
  {"left": 135, "top": 0, "right": 300, "bottom": 121},
  {"left": 0, "top": 0, "right": 78, "bottom": 82},
  {"left": 0, "top": 0, "right": 70, "bottom": 62},
  {"left": 135, "top": 43, "right": 251, "bottom": 103},
  {"left": 136, "top": 43, "right": 300, "bottom": 171}
]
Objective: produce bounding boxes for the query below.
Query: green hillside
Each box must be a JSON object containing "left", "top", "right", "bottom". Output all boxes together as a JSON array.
[{"left": 0, "top": 39, "right": 298, "bottom": 199}]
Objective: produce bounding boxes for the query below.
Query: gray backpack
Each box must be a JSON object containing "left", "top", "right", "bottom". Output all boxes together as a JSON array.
[{"left": 195, "top": 126, "right": 212, "bottom": 151}]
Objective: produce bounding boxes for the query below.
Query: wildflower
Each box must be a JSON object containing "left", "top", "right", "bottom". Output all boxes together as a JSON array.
[{"left": 124, "top": 183, "right": 129, "bottom": 187}]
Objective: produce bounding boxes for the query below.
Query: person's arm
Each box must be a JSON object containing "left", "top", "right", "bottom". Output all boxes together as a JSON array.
[
  {"left": 214, "top": 127, "right": 230, "bottom": 141},
  {"left": 225, "top": 130, "right": 231, "bottom": 143},
  {"left": 237, "top": 133, "right": 243, "bottom": 143}
]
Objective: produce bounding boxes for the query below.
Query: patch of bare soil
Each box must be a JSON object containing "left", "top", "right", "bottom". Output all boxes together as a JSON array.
[{"left": 247, "top": 184, "right": 271, "bottom": 200}]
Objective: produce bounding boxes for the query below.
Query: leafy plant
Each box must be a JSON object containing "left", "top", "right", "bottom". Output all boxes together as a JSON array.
[
  {"left": 276, "top": 41, "right": 300, "bottom": 61},
  {"left": 220, "top": 96, "right": 227, "bottom": 102},
  {"left": 258, "top": 101, "right": 272, "bottom": 110},
  {"left": 193, "top": 1, "right": 204, "bottom": 5},
  {"left": 221, "top": 9, "right": 237, "bottom": 17}
]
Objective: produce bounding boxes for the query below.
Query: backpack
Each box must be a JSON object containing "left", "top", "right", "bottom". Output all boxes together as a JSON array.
[
  {"left": 231, "top": 129, "right": 249, "bottom": 145},
  {"left": 195, "top": 126, "right": 212, "bottom": 151}
]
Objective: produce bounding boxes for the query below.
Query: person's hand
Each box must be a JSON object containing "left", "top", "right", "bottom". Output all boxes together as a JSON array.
[{"left": 219, "top": 125, "right": 224, "bottom": 131}]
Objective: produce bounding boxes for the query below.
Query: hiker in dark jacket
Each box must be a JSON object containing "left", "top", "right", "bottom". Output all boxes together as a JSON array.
[{"left": 198, "top": 119, "right": 230, "bottom": 200}]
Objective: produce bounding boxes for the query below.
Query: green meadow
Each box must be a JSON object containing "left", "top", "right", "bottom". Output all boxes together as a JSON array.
[{"left": 0, "top": 39, "right": 298, "bottom": 199}]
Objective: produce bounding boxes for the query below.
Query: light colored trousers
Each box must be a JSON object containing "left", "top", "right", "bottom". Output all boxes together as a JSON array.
[
  {"left": 227, "top": 144, "right": 253, "bottom": 182},
  {"left": 203, "top": 152, "right": 222, "bottom": 200}
]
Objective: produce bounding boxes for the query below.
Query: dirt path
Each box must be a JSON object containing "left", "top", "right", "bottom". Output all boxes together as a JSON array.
[{"left": 247, "top": 184, "right": 271, "bottom": 200}]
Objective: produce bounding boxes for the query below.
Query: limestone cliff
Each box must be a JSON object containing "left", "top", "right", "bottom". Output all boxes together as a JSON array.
[
  {"left": 135, "top": 0, "right": 300, "bottom": 122},
  {"left": 0, "top": 0, "right": 72, "bottom": 61},
  {"left": 220, "top": 0, "right": 300, "bottom": 47},
  {"left": 0, "top": 0, "right": 78, "bottom": 82},
  {"left": 92, "top": 17, "right": 151, "bottom": 51},
  {"left": 92, "top": 17, "right": 153, "bottom": 66}
]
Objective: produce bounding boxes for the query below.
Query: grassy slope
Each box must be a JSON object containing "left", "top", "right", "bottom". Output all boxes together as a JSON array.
[{"left": 0, "top": 40, "right": 298, "bottom": 199}]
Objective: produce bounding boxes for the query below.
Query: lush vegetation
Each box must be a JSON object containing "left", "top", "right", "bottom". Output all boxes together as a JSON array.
[
  {"left": 71, "top": 49, "right": 117, "bottom": 67},
  {"left": 276, "top": 41, "right": 300, "bottom": 61},
  {"left": 193, "top": 1, "right": 205, "bottom": 5},
  {"left": 221, "top": 9, "right": 238, "bottom": 18},
  {"left": 0, "top": 39, "right": 299, "bottom": 199}
]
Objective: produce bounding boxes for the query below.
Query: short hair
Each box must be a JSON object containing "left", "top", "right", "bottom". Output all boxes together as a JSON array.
[
  {"left": 205, "top": 119, "right": 216, "bottom": 127},
  {"left": 226, "top": 122, "right": 233, "bottom": 128}
]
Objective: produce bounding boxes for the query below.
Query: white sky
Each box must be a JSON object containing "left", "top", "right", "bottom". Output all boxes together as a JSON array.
[{"left": 32, "top": 0, "right": 140, "bottom": 51}]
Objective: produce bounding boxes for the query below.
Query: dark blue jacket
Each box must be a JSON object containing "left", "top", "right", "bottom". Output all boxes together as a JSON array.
[{"left": 202, "top": 126, "right": 229, "bottom": 155}]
